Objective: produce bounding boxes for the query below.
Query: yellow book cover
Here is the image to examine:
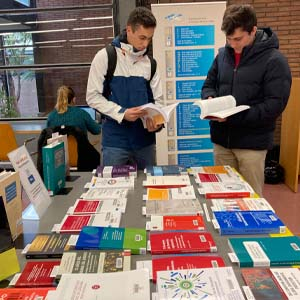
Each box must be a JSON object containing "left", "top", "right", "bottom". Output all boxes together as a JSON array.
[{"left": 0, "top": 195, "right": 20, "bottom": 281}]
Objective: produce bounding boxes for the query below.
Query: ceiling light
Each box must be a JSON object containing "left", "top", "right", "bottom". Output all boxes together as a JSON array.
[
  {"left": 26, "top": 29, "right": 69, "bottom": 34},
  {"left": 81, "top": 16, "right": 112, "bottom": 20},
  {"left": 72, "top": 25, "right": 113, "bottom": 31},
  {"left": 69, "top": 37, "right": 104, "bottom": 42},
  {"left": 35, "top": 40, "right": 67, "bottom": 44},
  {"left": 25, "top": 19, "right": 77, "bottom": 24},
  {"left": 72, "top": 44, "right": 105, "bottom": 47}
]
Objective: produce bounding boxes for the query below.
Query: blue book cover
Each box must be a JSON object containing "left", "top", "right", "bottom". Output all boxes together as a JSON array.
[
  {"left": 228, "top": 236, "right": 300, "bottom": 267},
  {"left": 75, "top": 226, "right": 105, "bottom": 250},
  {"left": 146, "top": 165, "right": 187, "bottom": 176},
  {"left": 75, "top": 226, "right": 147, "bottom": 254},
  {"left": 213, "top": 210, "right": 286, "bottom": 235},
  {"left": 42, "top": 141, "right": 65, "bottom": 196}
]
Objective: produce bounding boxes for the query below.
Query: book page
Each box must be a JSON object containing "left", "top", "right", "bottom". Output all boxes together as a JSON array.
[
  {"left": 194, "top": 95, "right": 236, "bottom": 118},
  {"left": 207, "top": 105, "right": 250, "bottom": 119}
]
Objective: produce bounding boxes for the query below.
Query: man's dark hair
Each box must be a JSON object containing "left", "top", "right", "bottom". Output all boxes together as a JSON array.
[
  {"left": 221, "top": 4, "right": 257, "bottom": 36},
  {"left": 127, "top": 6, "right": 156, "bottom": 32}
]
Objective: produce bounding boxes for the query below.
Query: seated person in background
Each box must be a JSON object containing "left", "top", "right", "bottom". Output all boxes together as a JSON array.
[{"left": 47, "top": 85, "right": 101, "bottom": 136}]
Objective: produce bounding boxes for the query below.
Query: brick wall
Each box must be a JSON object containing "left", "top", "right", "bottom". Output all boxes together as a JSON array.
[{"left": 35, "top": 0, "right": 113, "bottom": 111}]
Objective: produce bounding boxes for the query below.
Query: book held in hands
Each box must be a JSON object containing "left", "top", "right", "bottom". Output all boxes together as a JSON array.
[
  {"left": 193, "top": 95, "right": 250, "bottom": 119},
  {"left": 140, "top": 102, "right": 178, "bottom": 127}
]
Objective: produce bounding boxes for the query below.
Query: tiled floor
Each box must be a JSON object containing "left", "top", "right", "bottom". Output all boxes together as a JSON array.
[{"left": 263, "top": 180, "right": 300, "bottom": 235}]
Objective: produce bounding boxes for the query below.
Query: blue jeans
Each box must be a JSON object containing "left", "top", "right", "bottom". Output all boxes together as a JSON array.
[{"left": 102, "top": 144, "right": 156, "bottom": 170}]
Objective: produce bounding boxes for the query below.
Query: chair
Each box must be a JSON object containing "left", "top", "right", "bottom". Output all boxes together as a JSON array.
[
  {"left": 37, "top": 126, "right": 100, "bottom": 177},
  {"left": 67, "top": 135, "right": 78, "bottom": 169},
  {"left": 0, "top": 123, "right": 35, "bottom": 169}
]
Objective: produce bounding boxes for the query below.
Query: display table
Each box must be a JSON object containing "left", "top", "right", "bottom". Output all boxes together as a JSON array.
[{"left": 14, "top": 171, "right": 248, "bottom": 296}]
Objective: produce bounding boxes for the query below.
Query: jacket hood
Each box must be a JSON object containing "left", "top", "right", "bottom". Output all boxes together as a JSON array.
[
  {"left": 111, "top": 29, "right": 148, "bottom": 57},
  {"left": 226, "top": 27, "right": 279, "bottom": 58}
]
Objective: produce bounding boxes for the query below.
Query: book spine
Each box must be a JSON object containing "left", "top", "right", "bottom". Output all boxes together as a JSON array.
[
  {"left": 220, "top": 227, "right": 281, "bottom": 235},
  {"left": 205, "top": 192, "right": 250, "bottom": 199},
  {"left": 25, "top": 253, "right": 63, "bottom": 259}
]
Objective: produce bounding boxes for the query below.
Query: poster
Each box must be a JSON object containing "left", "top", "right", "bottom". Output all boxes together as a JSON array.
[{"left": 152, "top": 2, "right": 226, "bottom": 167}]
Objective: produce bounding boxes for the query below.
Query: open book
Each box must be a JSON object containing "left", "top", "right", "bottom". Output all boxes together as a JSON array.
[
  {"left": 193, "top": 95, "right": 250, "bottom": 119},
  {"left": 140, "top": 102, "right": 178, "bottom": 128}
]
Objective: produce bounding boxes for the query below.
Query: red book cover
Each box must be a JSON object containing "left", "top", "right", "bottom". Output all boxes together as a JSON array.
[
  {"left": 241, "top": 268, "right": 286, "bottom": 300},
  {"left": 60, "top": 215, "right": 91, "bottom": 232},
  {"left": 15, "top": 261, "right": 60, "bottom": 287},
  {"left": 151, "top": 215, "right": 205, "bottom": 231},
  {"left": 73, "top": 200, "right": 100, "bottom": 214},
  {"left": 198, "top": 173, "right": 220, "bottom": 183},
  {"left": 152, "top": 254, "right": 226, "bottom": 282},
  {"left": 0, "top": 287, "right": 56, "bottom": 299},
  {"left": 149, "top": 231, "right": 217, "bottom": 255}
]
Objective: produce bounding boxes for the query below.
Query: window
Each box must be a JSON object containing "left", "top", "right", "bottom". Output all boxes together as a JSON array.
[{"left": 0, "top": 1, "right": 117, "bottom": 119}]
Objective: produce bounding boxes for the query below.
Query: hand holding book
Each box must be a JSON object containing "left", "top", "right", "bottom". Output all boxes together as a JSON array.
[{"left": 139, "top": 102, "right": 178, "bottom": 128}]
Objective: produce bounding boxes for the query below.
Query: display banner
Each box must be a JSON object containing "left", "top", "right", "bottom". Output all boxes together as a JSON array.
[{"left": 152, "top": 2, "right": 226, "bottom": 166}]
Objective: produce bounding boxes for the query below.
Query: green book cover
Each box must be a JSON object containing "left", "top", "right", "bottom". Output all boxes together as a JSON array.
[
  {"left": 228, "top": 236, "right": 300, "bottom": 267},
  {"left": 123, "top": 228, "right": 147, "bottom": 255},
  {"left": 42, "top": 141, "right": 66, "bottom": 196}
]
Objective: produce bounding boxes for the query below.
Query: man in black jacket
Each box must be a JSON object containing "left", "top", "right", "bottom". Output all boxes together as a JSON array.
[{"left": 201, "top": 4, "right": 291, "bottom": 196}]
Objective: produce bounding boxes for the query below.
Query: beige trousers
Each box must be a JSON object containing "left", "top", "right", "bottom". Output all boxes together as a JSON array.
[{"left": 214, "top": 144, "right": 267, "bottom": 197}]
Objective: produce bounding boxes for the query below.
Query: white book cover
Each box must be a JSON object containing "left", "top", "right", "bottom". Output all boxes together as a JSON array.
[
  {"left": 198, "top": 181, "right": 254, "bottom": 198},
  {"left": 54, "top": 211, "right": 122, "bottom": 233},
  {"left": 270, "top": 268, "right": 300, "bottom": 299},
  {"left": 143, "top": 175, "right": 191, "bottom": 187},
  {"left": 157, "top": 267, "right": 245, "bottom": 300},
  {"left": 67, "top": 198, "right": 127, "bottom": 214},
  {"left": 211, "top": 197, "right": 274, "bottom": 212},
  {"left": 85, "top": 176, "right": 135, "bottom": 189},
  {"left": 50, "top": 269, "right": 150, "bottom": 300},
  {"left": 146, "top": 199, "right": 203, "bottom": 216},
  {"left": 80, "top": 188, "right": 129, "bottom": 200}
]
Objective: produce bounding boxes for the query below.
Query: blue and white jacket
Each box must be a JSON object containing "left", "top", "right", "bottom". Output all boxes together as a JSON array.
[{"left": 86, "top": 31, "right": 163, "bottom": 150}]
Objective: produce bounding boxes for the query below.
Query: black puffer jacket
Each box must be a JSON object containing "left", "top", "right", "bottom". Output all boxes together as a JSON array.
[{"left": 201, "top": 27, "right": 291, "bottom": 150}]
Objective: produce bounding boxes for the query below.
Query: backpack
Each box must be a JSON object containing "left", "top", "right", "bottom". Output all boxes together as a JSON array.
[{"left": 103, "top": 44, "right": 157, "bottom": 99}]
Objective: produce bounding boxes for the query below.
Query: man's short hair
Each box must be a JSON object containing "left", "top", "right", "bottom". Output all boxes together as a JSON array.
[
  {"left": 127, "top": 6, "right": 157, "bottom": 32},
  {"left": 221, "top": 4, "right": 257, "bottom": 36}
]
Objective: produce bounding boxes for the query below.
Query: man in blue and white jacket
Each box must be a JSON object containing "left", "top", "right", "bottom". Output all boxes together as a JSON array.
[{"left": 86, "top": 7, "right": 163, "bottom": 169}]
